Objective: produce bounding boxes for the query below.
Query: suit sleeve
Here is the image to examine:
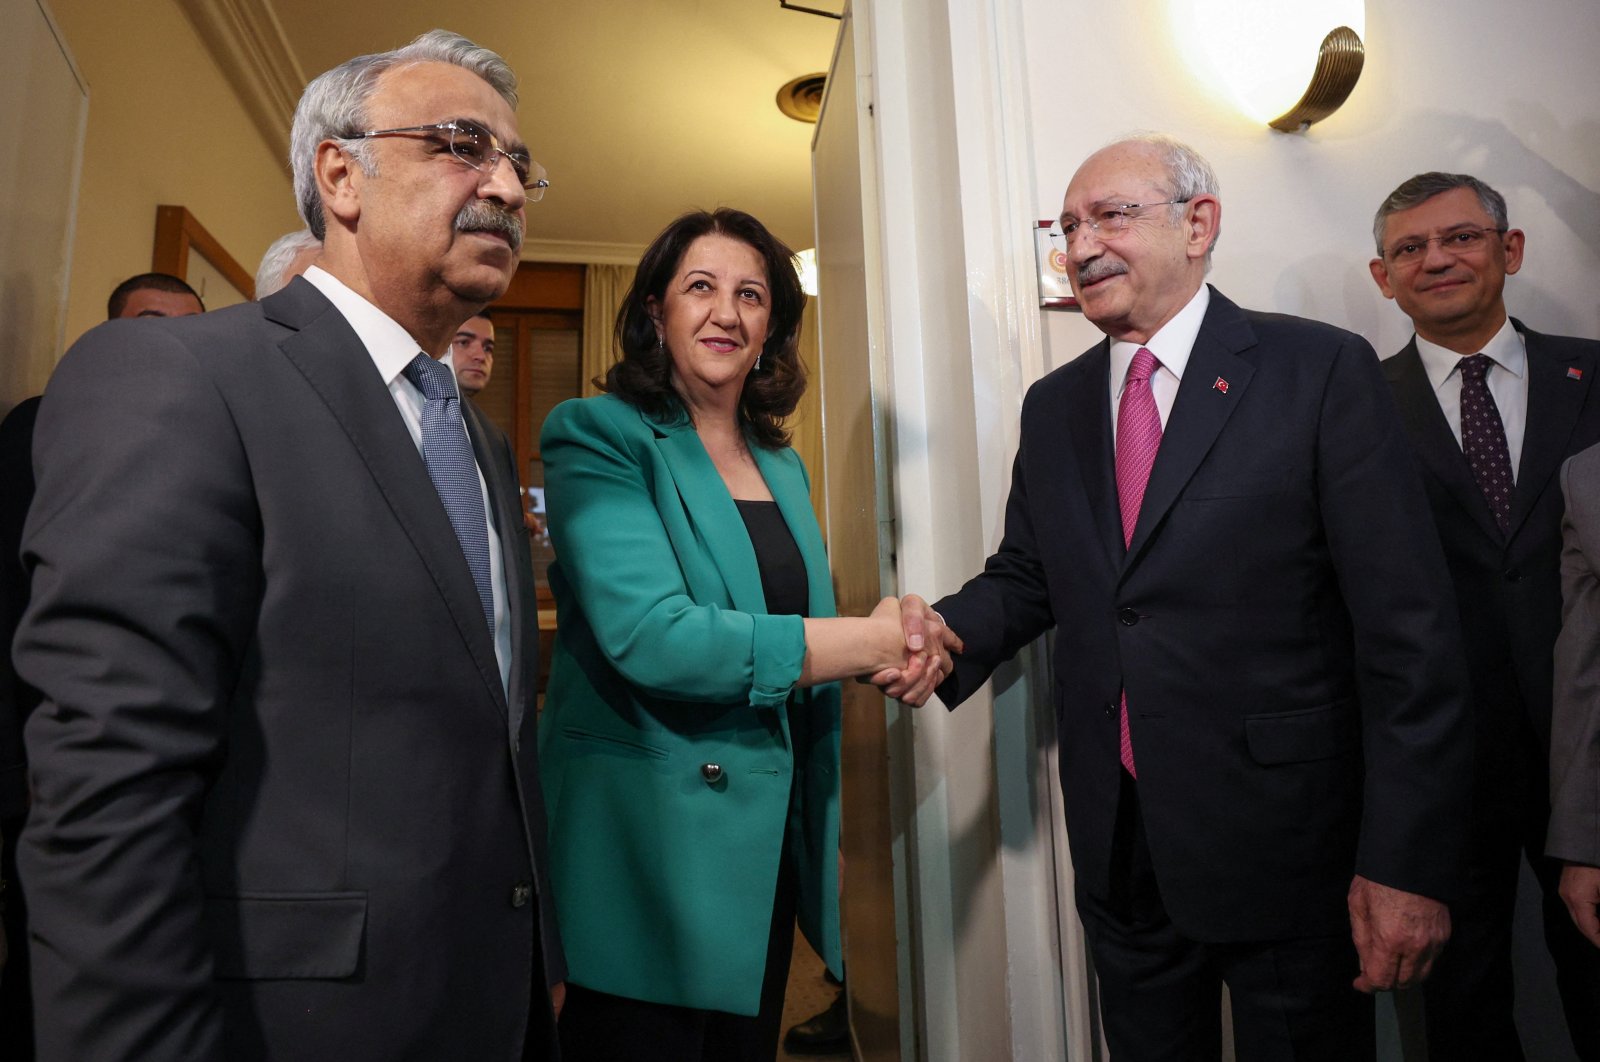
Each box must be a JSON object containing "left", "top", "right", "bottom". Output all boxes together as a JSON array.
[
  {"left": 540, "top": 398, "right": 806, "bottom": 707},
  {"left": 932, "top": 404, "right": 1057, "bottom": 709},
  {"left": 1549, "top": 454, "right": 1600, "bottom": 866},
  {"left": 1316, "top": 333, "right": 1474, "bottom": 900},
  {"left": 16, "top": 323, "right": 260, "bottom": 1059}
]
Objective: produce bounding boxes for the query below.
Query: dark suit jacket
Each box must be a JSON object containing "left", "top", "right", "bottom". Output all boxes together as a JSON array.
[
  {"left": 1384, "top": 324, "right": 1600, "bottom": 792},
  {"left": 16, "top": 279, "right": 563, "bottom": 1061},
  {"left": 1550, "top": 441, "right": 1600, "bottom": 866},
  {"left": 934, "top": 288, "right": 1473, "bottom": 943}
]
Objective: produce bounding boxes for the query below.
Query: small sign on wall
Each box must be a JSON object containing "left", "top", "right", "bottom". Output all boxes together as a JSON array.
[{"left": 1035, "top": 220, "right": 1080, "bottom": 310}]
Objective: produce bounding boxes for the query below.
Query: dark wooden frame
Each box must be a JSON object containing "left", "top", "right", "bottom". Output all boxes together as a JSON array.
[{"left": 152, "top": 205, "right": 255, "bottom": 301}]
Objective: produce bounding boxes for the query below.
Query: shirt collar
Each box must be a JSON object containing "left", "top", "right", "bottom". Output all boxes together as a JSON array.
[
  {"left": 1415, "top": 315, "right": 1526, "bottom": 393},
  {"left": 301, "top": 265, "right": 458, "bottom": 388},
  {"left": 1110, "top": 284, "right": 1210, "bottom": 390}
]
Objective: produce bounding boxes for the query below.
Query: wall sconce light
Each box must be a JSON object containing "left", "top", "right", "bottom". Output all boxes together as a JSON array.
[{"left": 1171, "top": 1, "right": 1366, "bottom": 132}]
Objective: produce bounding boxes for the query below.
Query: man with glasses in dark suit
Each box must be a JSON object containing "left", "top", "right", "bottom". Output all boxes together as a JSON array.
[{"left": 1371, "top": 170, "right": 1600, "bottom": 1060}]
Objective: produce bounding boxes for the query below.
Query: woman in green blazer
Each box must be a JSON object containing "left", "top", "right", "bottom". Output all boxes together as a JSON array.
[{"left": 540, "top": 209, "right": 941, "bottom": 1061}]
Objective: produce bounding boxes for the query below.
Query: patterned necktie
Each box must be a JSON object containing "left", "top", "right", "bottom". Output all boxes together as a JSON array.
[
  {"left": 1114, "top": 347, "right": 1163, "bottom": 778},
  {"left": 1458, "top": 354, "right": 1514, "bottom": 535},
  {"left": 403, "top": 353, "right": 495, "bottom": 630}
]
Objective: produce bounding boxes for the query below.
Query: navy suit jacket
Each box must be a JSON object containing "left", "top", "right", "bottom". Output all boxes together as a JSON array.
[
  {"left": 1384, "top": 323, "right": 1600, "bottom": 783},
  {"left": 17, "top": 279, "right": 562, "bottom": 1060},
  {"left": 935, "top": 288, "right": 1473, "bottom": 942}
]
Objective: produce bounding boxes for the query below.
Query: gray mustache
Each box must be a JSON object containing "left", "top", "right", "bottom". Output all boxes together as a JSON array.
[
  {"left": 455, "top": 202, "right": 524, "bottom": 252},
  {"left": 1077, "top": 260, "right": 1127, "bottom": 285}
]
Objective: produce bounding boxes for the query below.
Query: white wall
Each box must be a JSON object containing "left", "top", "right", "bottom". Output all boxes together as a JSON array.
[
  {"left": 1019, "top": 1, "right": 1600, "bottom": 370},
  {"left": 0, "top": 0, "right": 87, "bottom": 408}
]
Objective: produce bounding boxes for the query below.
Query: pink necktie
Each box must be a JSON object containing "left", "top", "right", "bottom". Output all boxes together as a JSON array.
[{"left": 1115, "top": 347, "right": 1162, "bottom": 777}]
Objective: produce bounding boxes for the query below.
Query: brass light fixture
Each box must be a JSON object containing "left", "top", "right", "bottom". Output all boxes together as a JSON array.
[
  {"left": 1171, "top": 1, "right": 1367, "bottom": 133},
  {"left": 777, "top": 74, "right": 827, "bottom": 124},
  {"left": 1268, "top": 26, "right": 1365, "bottom": 132}
]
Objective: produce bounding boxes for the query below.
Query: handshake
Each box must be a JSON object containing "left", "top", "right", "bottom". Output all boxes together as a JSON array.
[{"left": 861, "top": 594, "right": 965, "bottom": 707}]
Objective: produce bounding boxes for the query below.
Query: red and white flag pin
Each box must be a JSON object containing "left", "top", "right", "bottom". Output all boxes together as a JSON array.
[
  {"left": 1213, "top": 377, "right": 1229, "bottom": 394},
  {"left": 1569, "top": 367, "right": 1584, "bottom": 380}
]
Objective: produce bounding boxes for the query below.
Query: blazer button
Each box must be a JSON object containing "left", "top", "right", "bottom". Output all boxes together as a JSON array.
[
  {"left": 1104, "top": 701, "right": 1117, "bottom": 718},
  {"left": 510, "top": 882, "right": 531, "bottom": 908},
  {"left": 1118, "top": 607, "right": 1140, "bottom": 626},
  {"left": 1503, "top": 568, "right": 1523, "bottom": 583},
  {"left": 700, "top": 762, "right": 724, "bottom": 784}
]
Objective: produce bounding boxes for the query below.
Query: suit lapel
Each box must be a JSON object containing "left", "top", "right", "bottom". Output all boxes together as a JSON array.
[
  {"left": 1387, "top": 340, "right": 1502, "bottom": 543},
  {"left": 265, "top": 284, "right": 509, "bottom": 722},
  {"left": 1124, "top": 291, "right": 1254, "bottom": 568},
  {"left": 1509, "top": 322, "right": 1596, "bottom": 541},
  {"left": 465, "top": 402, "right": 529, "bottom": 726},
  {"left": 651, "top": 418, "right": 769, "bottom": 615},
  {"left": 1064, "top": 343, "right": 1124, "bottom": 572}
]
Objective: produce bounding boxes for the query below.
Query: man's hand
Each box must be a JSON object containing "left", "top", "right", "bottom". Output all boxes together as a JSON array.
[
  {"left": 868, "top": 594, "right": 964, "bottom": 707},
  {"left": 551, "top": 980, "right": 566, "bottom": 1020},
  {"left": 1559, "top": 863, "right": 1600, "bottom": 948},
  {"left": 1347, "top": 875, "right": 1451, "bottom": 992}
]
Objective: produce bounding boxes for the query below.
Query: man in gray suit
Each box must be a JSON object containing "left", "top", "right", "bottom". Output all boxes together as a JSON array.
[
  {"left": 17, "top": 30, "right": 562, "bottom": 1060},
  {"left": 1552, "top": 440, "right": 1600, "bottom": 951}
]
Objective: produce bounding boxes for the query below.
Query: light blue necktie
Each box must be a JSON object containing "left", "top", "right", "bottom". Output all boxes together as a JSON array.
[{"left": 402, "top": 353, "right": 495, "bottom": 631}]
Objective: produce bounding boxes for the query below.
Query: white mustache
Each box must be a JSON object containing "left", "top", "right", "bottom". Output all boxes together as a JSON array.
[
  {"left": 1077, "top": 259, "right": 1128, "bottom": 285},
  {"left": 455, "top": 202, "right": 524, "bottom": 252}
]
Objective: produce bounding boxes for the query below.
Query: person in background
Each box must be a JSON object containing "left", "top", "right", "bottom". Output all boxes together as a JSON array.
[
  {"left": 539, "top": 207, "right": 946, "bottom": 1062},
  {"left": 105, "top": 272, "right": 204, "bottom": 318},
  {"left": 1371, "top": 171, "right": 1600, "bottom": 1060},
  {"left": 16, "top": 29, "right": 563, "bottom": 1059},
  {"left": 886, "top": 134, "right": 1473, "bottom": 1061},
  {"left": 452, "top": 309, "right": 495, "bottom": 397},
  {"left": 1551, "top": 440, "right": 1600, "bottom": 960},
  {"left": 253, "top": 228, "right": 321, "bottom": 298}
]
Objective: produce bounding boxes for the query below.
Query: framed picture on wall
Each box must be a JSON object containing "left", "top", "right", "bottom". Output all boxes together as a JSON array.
[{"left": 1034, "top": 219, "right": 1079, "bottom": 310}]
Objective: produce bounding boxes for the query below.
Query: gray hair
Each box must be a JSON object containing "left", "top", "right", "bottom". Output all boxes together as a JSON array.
[
  {"left": 289, "top": 29, "right": 518, "bottom": 240},
  {"left": 254, "top": 228, "right": 321, "bottom": 297},
  {"left": 1372, "top": 172, "right": 1509, "bottom": 255},
  {"left": 1106, "top": 132, "right": 1222, "bottom": 263}
]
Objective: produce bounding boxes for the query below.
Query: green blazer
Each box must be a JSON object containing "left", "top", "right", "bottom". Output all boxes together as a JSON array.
[{"left": 538, "top": 394, "right": 843, "bottom": 1016}]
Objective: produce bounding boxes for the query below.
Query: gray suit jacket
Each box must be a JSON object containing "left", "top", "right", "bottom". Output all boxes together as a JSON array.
[
  {"left": 1550, "top": 439, "right": 1600, "bottom": 867},
  {"left": 16, "top": 278, "right": 562, "bottom": 1061}
]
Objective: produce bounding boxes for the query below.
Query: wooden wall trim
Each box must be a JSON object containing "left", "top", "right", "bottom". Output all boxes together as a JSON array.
[
  {"left": 153, "top": 205, "right": 256, "bottom": 300},
  {"left": 173, "top": 0, "right": 305, "bottom": 163}
]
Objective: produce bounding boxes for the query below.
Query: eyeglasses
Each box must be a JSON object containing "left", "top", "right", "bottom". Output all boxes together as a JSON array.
[
  {"left": 346, "top": 118, "right": 549, "bottom": 200},
  {"left": 1050, "top": 199, "right": 1190, "bottom": 250},
  {"left": 1382, "top": 227, "right": 1504, "bottom": 267}
]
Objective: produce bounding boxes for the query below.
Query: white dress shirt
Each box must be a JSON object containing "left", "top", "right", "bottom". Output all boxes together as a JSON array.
[
  {"left": 1414, "top": 317, "right": 1529, "bottom": 483},
  {"left": 302, "top": 266, "right": 512, "bottom": 694},
  {"left": 1109, "top": 284, "right": 1211, "bottom": 437}
]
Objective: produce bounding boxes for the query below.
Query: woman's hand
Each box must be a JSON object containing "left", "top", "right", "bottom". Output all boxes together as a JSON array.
[{"left": 863, "top": 595, "right": 963, "bottom": 707}]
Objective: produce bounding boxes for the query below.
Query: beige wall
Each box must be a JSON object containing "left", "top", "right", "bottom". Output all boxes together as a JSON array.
[{"left": 53, "top": 0, "right": 299, "bottom": 346}]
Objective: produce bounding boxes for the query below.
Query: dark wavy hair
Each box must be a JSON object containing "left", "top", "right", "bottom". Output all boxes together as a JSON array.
[{"left": 604, "top": 208, "right": 807, "bottom": 449}]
